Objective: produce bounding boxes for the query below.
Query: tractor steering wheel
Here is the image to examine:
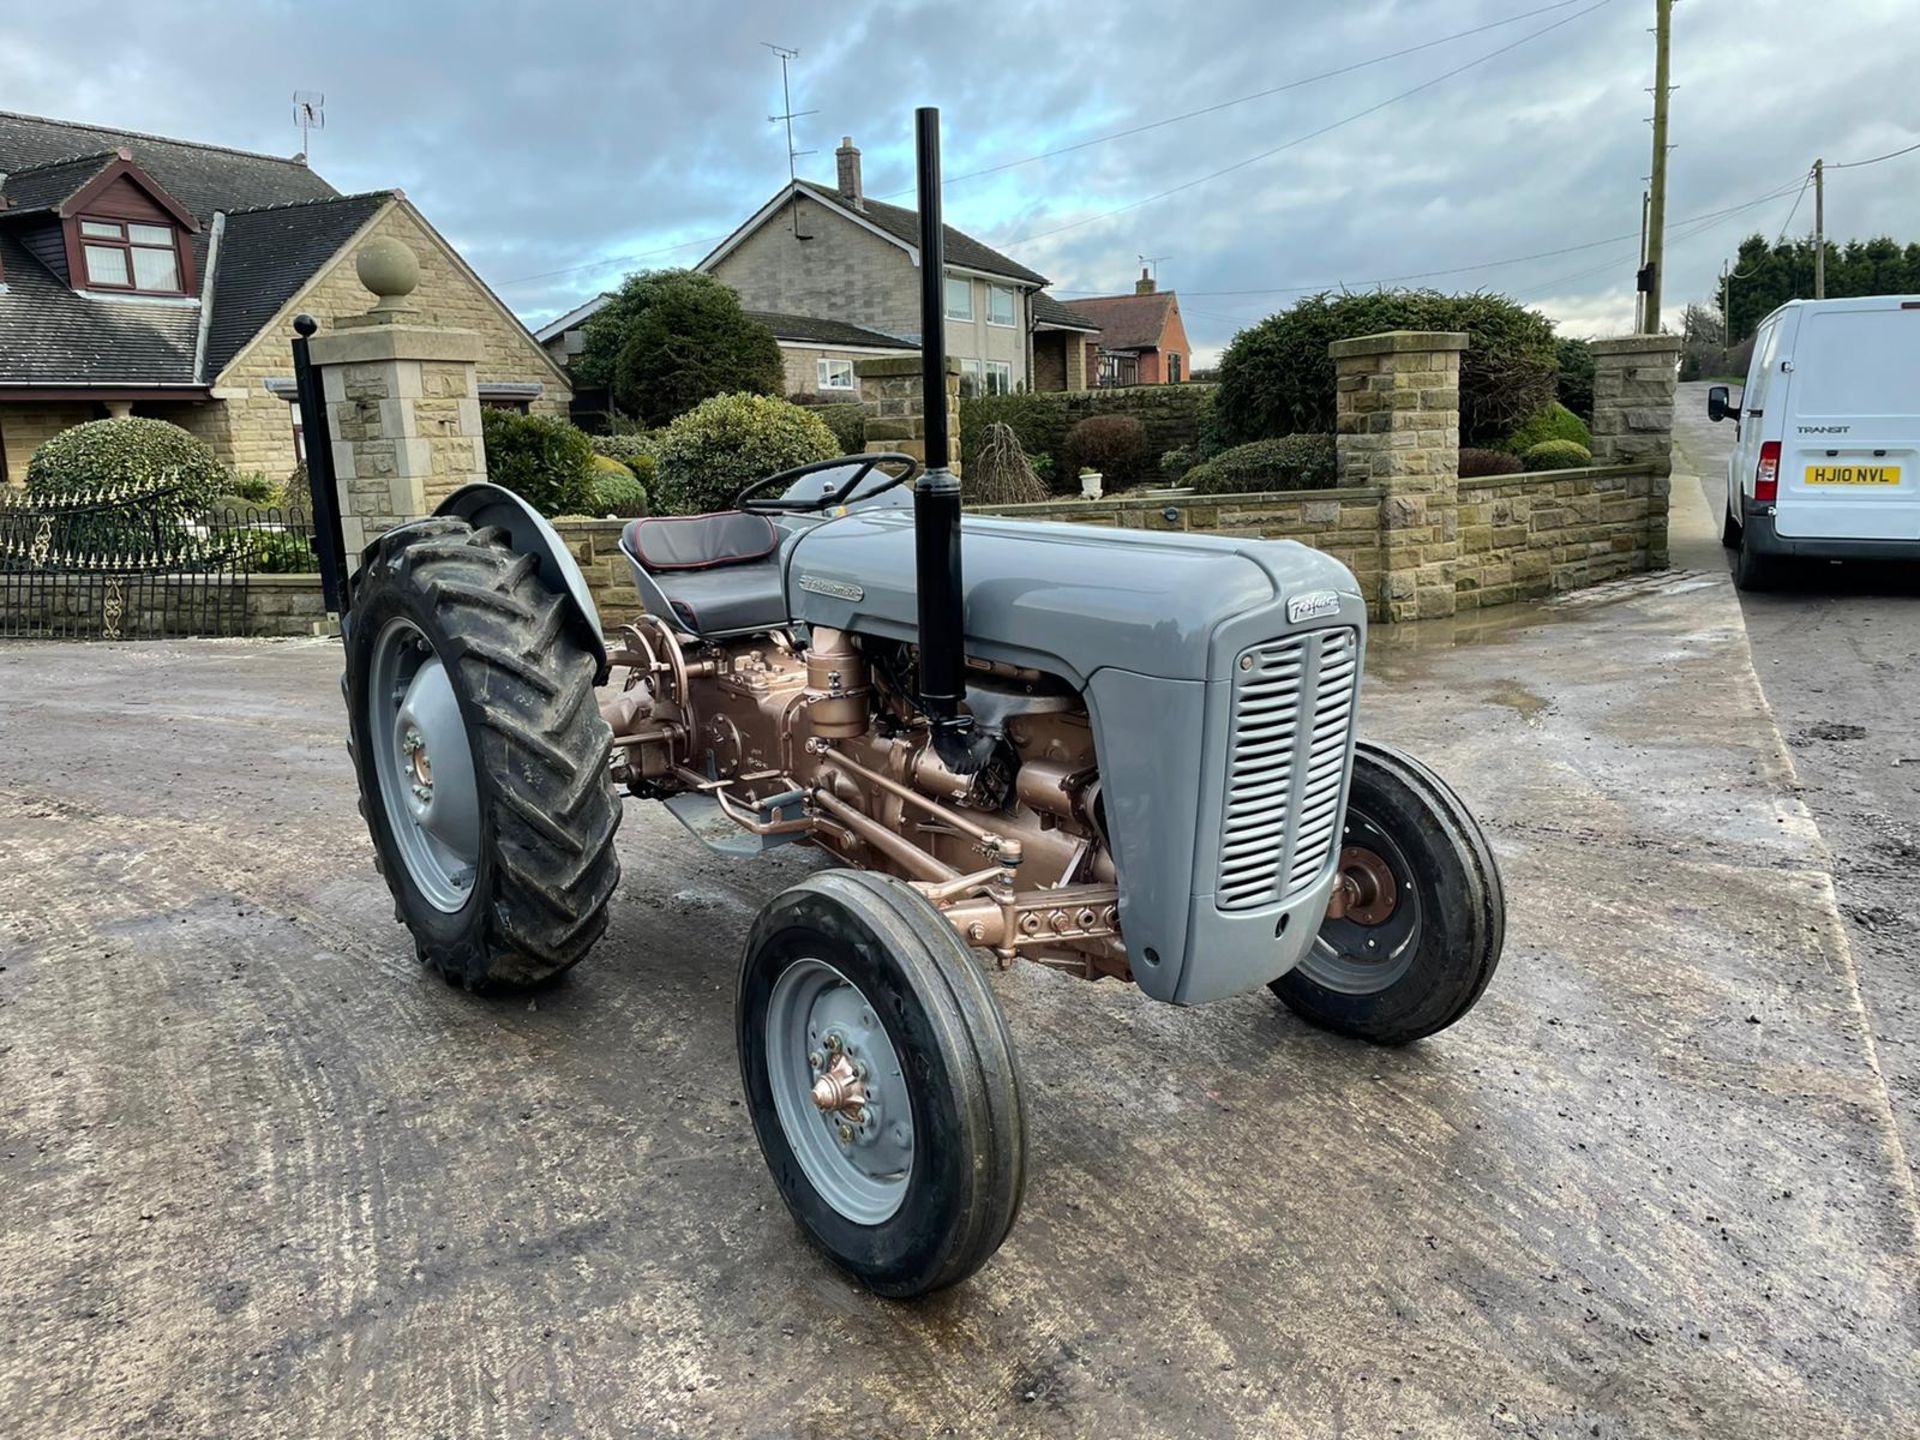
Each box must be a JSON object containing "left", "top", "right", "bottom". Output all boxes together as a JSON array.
[{"left": 732, "top": 452, "right": 922, "bottom": 516}]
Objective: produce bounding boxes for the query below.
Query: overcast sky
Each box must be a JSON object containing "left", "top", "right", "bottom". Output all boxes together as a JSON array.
[{"left": 4, "top": 0, "right": 1914, "bottom": 362}]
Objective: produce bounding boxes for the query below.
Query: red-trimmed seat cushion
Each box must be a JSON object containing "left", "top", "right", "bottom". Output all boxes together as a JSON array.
[{"left": 626, "top": 512, "right": 778, "bottom": 571}]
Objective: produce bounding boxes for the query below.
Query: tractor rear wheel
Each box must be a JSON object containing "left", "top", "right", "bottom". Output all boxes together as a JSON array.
[
  {"left": 345, "top": 519, "right": 620, "bottom": 990},
  {"left": 1271, "top": 739, "right": 1503, "bottom": 1045},
  {"left": 737, "top": 870, "right": 1027, "bottom": 1298}
]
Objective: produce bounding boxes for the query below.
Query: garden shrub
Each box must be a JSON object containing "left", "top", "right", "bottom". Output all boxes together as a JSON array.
[
  {"left": 1554, "top": 336, "right": 1595, "bottom": 422},
  {"left": 1159, "top": 445, "right": 1196, "bottom": 482},
  {"left": 590, "top": 432, "right": 659, "bottom": 467},
  {"left": 1029, "top": 452, "right": 1056, "bottom": 487},
  {"left": 589, "top": 270, "right": 783, "bottom": 426},
  {"left": 1184, "top": 434, "right": 1337, "bottom": 495},
  {"left": 480, "top": 408, "right": 596, "bottom": 517},
  {"left": 1060, "top": 415, "right": 1152, "bottom": 488},
  {"left": 279, "top": 463, "right": 311, "bottom": 513},
  {"left": 957, "top": 391, "right": 1059, "bottom": 467},
  {"left": 966, "top": 422, "right": 1049, "bottom": 506},
  {"left": 248, "top": 530, "right": 320, "bottom": 573},
  {"left": 1458, "top": 447, "right": 1525, "bottom": 478},
  {"left": 655, "top": 392, "right": 838, "bottom": 515},
  {"left": 26, "top": 417, "right": 227, "bottom": 512},
  {"left": 1501, "top": 401, "right": 1593, "bottom": 456},
  {"left": 588, "top": 458, "right": 650, "bottom": 517},
  {"left": 230, "top": 472, "right": 277, "bottom": 504},
  {"left": 1213, "top": 289, "right": 1558, "bottom": 449},
  {"left": 1522, "top": 439, "right": 1592, "bottom": 471},
  {"left": 791, "top": 399, "right": 866, "bottom": 455}
]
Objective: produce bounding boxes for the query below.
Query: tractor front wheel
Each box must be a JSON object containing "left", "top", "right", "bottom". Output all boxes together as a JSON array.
[
  {"left": 345, "top": 519, "right": 621, "bottom": 990},
  {"left": 737, "top": 870, "right": 1027, "bottom": 1298},
  {"left": 1271, "top": 740, "right": 1504, "bottom": 1044}
]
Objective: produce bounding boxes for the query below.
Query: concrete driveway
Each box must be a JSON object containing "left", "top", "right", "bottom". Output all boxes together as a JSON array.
[{"left": 2, "top": 474, "right": 1916, "bottom": 1438}]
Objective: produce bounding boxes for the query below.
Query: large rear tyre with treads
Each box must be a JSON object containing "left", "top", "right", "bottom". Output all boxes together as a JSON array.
[
  {"left": 345, "top": 518, "right": 620, "bottom": 990},
  {"left": 1271, "top": 739, "right": 1503, "bottom": 1045},
  {"left": 737, "top": 870, "right": 1027, "bottom": 1298}
]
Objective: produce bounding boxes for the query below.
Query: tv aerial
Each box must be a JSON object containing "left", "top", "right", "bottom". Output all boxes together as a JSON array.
[{"left": 294, "top": 91, "right": 325, "bottom": 159}]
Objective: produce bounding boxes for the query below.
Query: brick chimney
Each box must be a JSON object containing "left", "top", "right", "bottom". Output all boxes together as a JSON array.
[
  {"left": 836, "top": 136, "right": 864, "bottom": 211},
  {"left": 1135, "top": 266, "right": 1156, "bottom": 295}
]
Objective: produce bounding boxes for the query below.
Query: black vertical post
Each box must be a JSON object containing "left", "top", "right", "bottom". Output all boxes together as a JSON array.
[
  {"left": 910, "top": 106, "right": 977, "bottom": 768},
  {"left": 290, "top": 313, "right": 350, "bottom": 617}
]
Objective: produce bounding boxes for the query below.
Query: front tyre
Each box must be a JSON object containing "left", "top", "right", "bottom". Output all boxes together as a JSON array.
[
  {"left": 738, "top": 871, "right": 1027, "bottom": 1298},
  {"left": 1271, "top": 740, "right": 1504, "bottom": 1045},
  {"left": 346, "top": 519, "right": 621, "bottom": 990}
]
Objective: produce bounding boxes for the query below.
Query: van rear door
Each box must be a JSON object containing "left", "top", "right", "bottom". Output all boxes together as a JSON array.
[{"left": 1776, "top": 300, "right": 1920, "bottom": 541}]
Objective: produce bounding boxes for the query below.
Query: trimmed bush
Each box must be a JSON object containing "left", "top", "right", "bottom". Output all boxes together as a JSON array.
[
  {"left": 655, "top": 392, "right": 838, "bottom": 516},
  {"left": 790, "top": 399, "right": 866, "bottom": 455},
  {"left": 1159, "top": 445, "right": 1196, "bottom": 481},
  {"left": 1060, "top": 415, "right": 1152, "bottom": 489},
  {"left": 1554, "top": 336, "right": 1595, "bottom": 423},
  {"left": 1184, "top": 434, "right": 1337, "bottom": 495},
  {"left": 479, "top": 408, "right": 596, "bottom": 518},
  {"left": 1214, "top": 289, "right": 1558, "bottom": 448},
  {"left": 590, "top": 433, "right": 658, "bottom": 467},
  {"left": 1501, "top": 401, "right": 1592, "bottom": 456},
  {"left": 966, "top": 423, "right": 1049, "bottom": 506},
  {"left": 588, "top": 456, "right": 650, "bottom": 518},
  {"left": 25, "top": 417, "right": 227, "bottom": 512},
  {"left": 1458, "top": 447, "right": 1525, "bottom": 479},
  {"left": 1522, "top": 439, "right": 1592, "bottom": 471}
]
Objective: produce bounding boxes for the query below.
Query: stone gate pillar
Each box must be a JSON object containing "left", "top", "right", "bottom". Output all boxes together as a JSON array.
[
  {"left": 304, "top": 237, "right": 487, "bottom": 556},
  {"left": 1331, "top": 330, "right": 1467, "bottom": 622},
  {"left": 1590, "top": 334, "right": 1682, "bottom": 570},
  {"left": 856, "top": 356, "right": 962, "bottom": 474}
]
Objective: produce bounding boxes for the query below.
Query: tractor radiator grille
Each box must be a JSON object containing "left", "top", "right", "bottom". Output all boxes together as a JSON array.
[{"left": 1217, "top": 627, "right": 1359, "bottom": 911}]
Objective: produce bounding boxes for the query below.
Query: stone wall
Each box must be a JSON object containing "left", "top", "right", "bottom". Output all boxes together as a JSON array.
[
  {"left": 552, "top": 517, "right": 645, "bottom": 629},
  {"left": 0, "top": 572, "right": 327, "bottom": 639},
  {"left": 957, "top": 383, "right": 1216, "bottom": 473},
  {"left": 1455, "top": 465, "right": 1665, "bottom": 608},
  {"left": 1590, "top": 334, "right": 1682, "bottom": 474},
  {"left": 857, "top": 357, "right": 962, "bottom": 472}
]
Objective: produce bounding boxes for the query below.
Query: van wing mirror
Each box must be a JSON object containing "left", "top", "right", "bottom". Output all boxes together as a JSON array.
[{"left": 1707, "top": 385, "right": 1733, "bottom": 423}]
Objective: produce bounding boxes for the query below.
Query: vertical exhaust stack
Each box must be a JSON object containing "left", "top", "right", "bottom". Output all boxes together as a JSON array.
[{"left": 911, "top": 107, "right": 985, "bottom": 773}]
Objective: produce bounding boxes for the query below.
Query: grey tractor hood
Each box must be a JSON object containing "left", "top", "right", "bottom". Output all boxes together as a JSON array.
[{"left": 783, "top": 511, "right": 1363, "bottom": 687}]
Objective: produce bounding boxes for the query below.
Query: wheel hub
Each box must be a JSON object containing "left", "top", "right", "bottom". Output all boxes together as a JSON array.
[{"left": 1334, "top": 845, "right": 1399, "bottom": 925}]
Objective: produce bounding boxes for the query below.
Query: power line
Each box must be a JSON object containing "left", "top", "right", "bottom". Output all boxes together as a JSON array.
[
  {"left": 495, "top": 0, "right": 1616, "bottom": 293},
  {"left": 1826, "top": 138, "right": 1920, "bottom": 170},
  {"left": 996, "top": 0, "right": 1616, "bottom": 250},
  {"left": 869, "top": 0, "right": 1594, "bottom": 200},
  {"left": 1769, "top": 168, "right": 1814, "bottom": 246}
]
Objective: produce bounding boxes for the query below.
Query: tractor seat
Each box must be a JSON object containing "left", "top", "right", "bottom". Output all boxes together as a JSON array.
[{"left": 621, "top": 512, "right": 791, "bottom": 638}]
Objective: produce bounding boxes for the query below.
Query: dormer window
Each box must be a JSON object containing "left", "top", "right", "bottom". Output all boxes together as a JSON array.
[{"left": 78, "top": 216, "right": 183, "bottom": 293}]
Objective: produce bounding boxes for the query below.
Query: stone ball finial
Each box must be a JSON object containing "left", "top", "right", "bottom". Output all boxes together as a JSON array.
[{"left": 356, "top": 236, "right": 420, "bottom": 311}]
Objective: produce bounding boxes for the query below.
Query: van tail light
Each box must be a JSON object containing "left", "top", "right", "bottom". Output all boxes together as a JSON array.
[{"left": 1756, "top": 441, "right": 1780, "bottom": 502}]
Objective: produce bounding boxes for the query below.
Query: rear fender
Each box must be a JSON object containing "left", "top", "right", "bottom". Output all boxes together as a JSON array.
[{"left": 434, "top": 482, "right": 609, "bottom": 682}]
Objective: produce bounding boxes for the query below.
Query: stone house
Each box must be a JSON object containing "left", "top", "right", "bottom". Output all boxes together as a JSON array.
[
  {"left": 0, "top": 110, "right": 568, "bottom": 486},
  {"left": 1069, "top": 271, "right": 1194, "bottom": 386},
  {"left": 537, "top": 137, "right": 1102, "bottom": 401}
]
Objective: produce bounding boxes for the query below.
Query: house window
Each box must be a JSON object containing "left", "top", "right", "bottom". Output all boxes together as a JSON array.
[
  {"left": 290, "top": 401, "right": 306, "bottom": 465},
  {"left": 984, "top": 360, "right": 1013, "bottom": 396},
  {"left": 817, "top": 357, "right": 857, "bottom": 391},
  {"left": 958, "top": 358, "right": 985, "bottom": 398},
  {"left": 987, "top": 284, "right": 1016, "bottom": 327},
  {"left": 944, "top": 274, "right": 974, "bottom": 321},
  {"left": 1167, "top": 353, "right": 1183, "bottom": 383},
  {"left": 78, "top": 217, "right": 182, "bottom": 293}
]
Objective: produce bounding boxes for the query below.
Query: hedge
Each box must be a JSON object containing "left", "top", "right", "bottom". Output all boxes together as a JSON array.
[
  {"left": 1501, "top": 401, "right": 1593, "bottom": 456},
  {"left": 654, "top": 392, "right": 838, "bottom": 515},
  {"left": 1458, "top": 447, "right": 1525, "bottom": 478},
  {"left": 1184, "top": 434, "right": 1337, "bottom": 495},
  {"left": 25, "top": 417, "right": 227, "bottom": 512},
  {"left": 1522, "top": 439, "right": 1592, "bottom": 471}
]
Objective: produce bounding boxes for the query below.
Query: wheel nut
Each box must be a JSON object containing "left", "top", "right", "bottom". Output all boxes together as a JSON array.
[
  {"left": 808, "top": 1051, "right": 823, "bottom": 1072},
  {"left": 837, "top": 1123, "right": 854, "bottom": 1144}
]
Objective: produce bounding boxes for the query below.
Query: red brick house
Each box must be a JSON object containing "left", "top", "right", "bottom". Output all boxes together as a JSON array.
[{"left": 1072, "top": 269, "right": 1193, "bottom": 386}]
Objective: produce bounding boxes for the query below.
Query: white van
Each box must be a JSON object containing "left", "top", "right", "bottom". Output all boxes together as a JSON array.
[{"left": 1708, "top": 295, "right": 1920, "bottom": 589}]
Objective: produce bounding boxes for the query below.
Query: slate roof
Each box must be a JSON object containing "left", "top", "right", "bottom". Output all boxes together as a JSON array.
[
  {"left": 743, "top": 309, "right": 911, "bottom": 349},
  {"left": 0, "top": 151, "right": 116, "bottom": 216},
  {"left": 0, "top": 112, "right": 365, "bottom": 388},
  {"left": 0, "top": 229, "right": 200, "bottom": 384},
  {"left": 1031, "top": 292, "right": 1101, "bottom": 332},
  {"left": 1068, "top": 291, "right": 1179, "bottom": 352},
  {"left": 793, "top": 181, "right": 1048, "bottom": 287},
  {"left": 204, "top": 192, "right": 393, "bottom": 376}
]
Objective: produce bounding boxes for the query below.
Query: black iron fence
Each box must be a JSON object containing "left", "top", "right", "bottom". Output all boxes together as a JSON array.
[{"left": 0, "top": 490, "right": 320, "bottom": 641}]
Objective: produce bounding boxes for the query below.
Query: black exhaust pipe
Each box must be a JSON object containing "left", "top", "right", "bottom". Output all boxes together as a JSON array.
[{"left": 911, "top": 107, "right": 986, "bottom": 773}]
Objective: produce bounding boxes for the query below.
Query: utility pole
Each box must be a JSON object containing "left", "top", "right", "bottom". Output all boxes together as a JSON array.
[
  {"left": 1813, "top": 157, "right": 1826, "bottom": 298},
  {"left": 1641, "top": 0, "right": 1673, "bottom": 333}
]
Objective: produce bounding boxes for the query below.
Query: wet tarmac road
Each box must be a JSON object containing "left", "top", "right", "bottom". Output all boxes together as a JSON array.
[
  {"left": 2, "top": 471, "right": 1916, "bottom": 1437},
  {"left": 1679, "top": 379, "right": 1920, "bottom": 1188}
]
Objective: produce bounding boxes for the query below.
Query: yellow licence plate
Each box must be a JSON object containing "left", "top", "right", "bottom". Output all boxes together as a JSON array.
[{"left": 1806, "top": 464, "right": 1901, "bottom": 486}]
